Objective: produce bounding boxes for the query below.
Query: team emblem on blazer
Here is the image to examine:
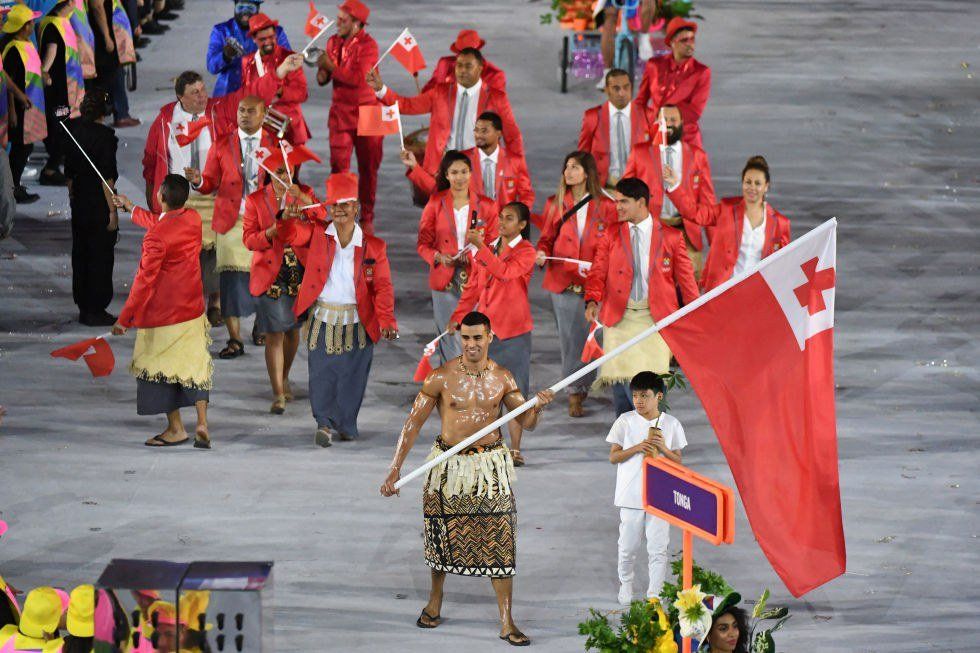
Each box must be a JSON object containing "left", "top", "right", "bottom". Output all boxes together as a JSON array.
[
  {"left": 597, "top": 222, "right": 606, "bottom": 232},
  {"left": 364, "top": 257, "right": 376, "bottom": 280},
  {"left": 661, "top": 256, "right": 672, "bottom": 271},
  {"left": 506, "top": 179, "right": 514, "bottom": 188}
]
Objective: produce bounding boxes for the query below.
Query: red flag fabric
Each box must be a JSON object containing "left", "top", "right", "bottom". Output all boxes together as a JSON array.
[
  {"left": 580, "top": 321, "right": 604, "bottom": 363},
  {"left": 413, "top": 354, "right": 434, "bottom": 383},
  {"left": 305, "top": 2, "right": 330, "bottom": 38},
  {"left": 175, "top": 116, "right": 211, "bottom": 147},
  {"left": 389, "top": 28, "right": 426, "bottom": 75},
  {"left": 357, "top": 103, "right": 401, "bottom": 137},
  {"left": 658, "top": 219, "right": 844, "bottom": 597},
  {"left": 51, "top": 336, "right": 115, "bottom": 378},
  {"left": 264, "top": 142, "right": 322, "bottom": 170}
]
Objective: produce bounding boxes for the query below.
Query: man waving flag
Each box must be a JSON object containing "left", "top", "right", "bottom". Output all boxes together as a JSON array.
[
  {"left": 388, "top": 28, "right": 426, "bottom": 75},
  {"left": 659, "top": 218, "right": 845, "bottom": 597}
]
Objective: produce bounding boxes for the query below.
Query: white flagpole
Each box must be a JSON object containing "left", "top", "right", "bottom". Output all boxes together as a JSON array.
[
  {"left": 60, "top": 122, "right": 114, "bottom": 195},
  {"left": 279, "top": 141, "right": 293, "bottom": 185},
  {"left": 372, "top": 29, "right": 404, "bottom": 70},
  {"left": 257, "top": 161, "right": 288, "bottom": 187},
  {"left": 395, "top": 102, "right": 405, "bottom": 150},
  {"left": 543, "top": 256, "right": 592, "bottom": 269},
  {"left": 394, "top": 218, "right": 839, "bottom": 490},
  {"left": 301, "top": 20, "right": 334, "bottom": 56}
]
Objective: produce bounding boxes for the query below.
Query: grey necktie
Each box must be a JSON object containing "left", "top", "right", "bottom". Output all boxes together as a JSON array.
[
  {"left": 662, "top": 145, "right": 677, "bottom": 217},
  {"left": 482, "top": 158, "right": 496, "bottom": 199},
  {"left": 630, "top": 225, "right": 645, "bottom": 301},
  {"left": 242, "top": 137, "right": 255, "bottom": 197},
  {"left": 614, "top": 111, "right": 628, "bottom": 178},
  {"left": 454, "top": 90, "right": 469, "bottom": 150},
  {"left": 189, "top": 114, "right": 201, "bottom": 170}
]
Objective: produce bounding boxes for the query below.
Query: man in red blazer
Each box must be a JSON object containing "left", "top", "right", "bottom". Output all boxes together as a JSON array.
[
  {"left": 141, "top": 55, "right": 304, "bottom": 213},
  {"left": 420, "top": 29, "right": 506, "bottom": 93},
  {"left": 185, "top": 96, "right": 274, "bottom": 360},
  {"left": 288, "top": 172, "right": 398, "bottom": 446},
  {"left": 623, "top": 105, "right": 716, "bottom": 269},
  {"left": 402, "top": 112, "right": 534, "bottom": 207},
  {"left": 241, "top": 13, "right": 310, "bottom": 146},
  {"left": 366, "top": 47, "right": 525, "bottom": 178},
  {"left": 577, "top": 69, "right": 658, "bottom": 187},
  {"left": 635, "top": 18, "right": 711, "bottom": 150},
  {"left": 315, "top": 0, "right": 383, "bottom": 231},
  {"left": 585, "top": 178, "right": 699, "bottom": 415},
  {"left": 111, "top": 175, "right": 213, "bottom": 449}
]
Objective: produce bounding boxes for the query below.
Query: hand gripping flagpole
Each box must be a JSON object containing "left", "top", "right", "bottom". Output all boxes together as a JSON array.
[
  {"left": 60, "top": 122, "right": 114, "bottom": 195},
  {"left": 301, "top": 20, "right": 334, "bottom": 57},
  {"left": 394, "top": 217, "right": 840, "bottom": 490}
]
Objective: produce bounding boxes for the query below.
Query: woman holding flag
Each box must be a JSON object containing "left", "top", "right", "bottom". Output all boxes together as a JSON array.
[
  {"left": 535, "top": 151, "right": 617, "bottom": 417},
  {"left": 39, "top": 0, "right": 86, "bottom": 186}
]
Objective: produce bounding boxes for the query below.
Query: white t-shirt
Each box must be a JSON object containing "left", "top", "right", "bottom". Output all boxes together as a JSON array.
[
  {"left": 317, "top": 222, "right": 363, "bottom": 323},
  {"left": 605, "top": 410, "right": 688, "bottom": 509},
  {"left": 734, "top": 210, "right": 767, "bottom": 276}
]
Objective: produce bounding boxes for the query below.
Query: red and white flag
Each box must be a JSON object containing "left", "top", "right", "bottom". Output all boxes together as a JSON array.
[
  {"left": 413, "top": 331, "right": 447, "bottom": 382},
  {"left": 252, "top": 146, "right": 273, "bottom": 168},
  {"left": 50, "top": 335, "right": 115, "bottom": 377},
  {"left": 658, "top": 218, "right": 844, "bottom": 597},
  {"left": 175, "top": 116, "right": 211, "bottom": 147},
  {"left": 305, "top": 1, "right": 330, "bottom": 38},
  {"left": 357, "top": 103, "right": 401, "bottom": 137},
  {"left": 580, "top": 321, "right": 604, "bottom": 363},
  {"left": 388, "top": 28, "right": 426, "bottom": 75}
]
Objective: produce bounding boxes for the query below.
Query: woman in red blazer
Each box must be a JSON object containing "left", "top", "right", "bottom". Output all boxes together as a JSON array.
[
  {"left": 417, "top": 151, "right": 498, "bottom": 365},
  {"left": 111, "top": 175, "right": 212, "bottom": 449},
  {"left": 666, "top": 155, "right": 791, "bottom": 291},
  {"left": 535, "top": 152, "right": 617, "bottom": 417},
  {"left": 450, "top": 201, "right": 536, "bottom": 464},
  {"left": 287, "top": 173, "right": 398, "bottom": 446},
  {"left": 242, "top": 163, "right": 327, "bottom": 415}
]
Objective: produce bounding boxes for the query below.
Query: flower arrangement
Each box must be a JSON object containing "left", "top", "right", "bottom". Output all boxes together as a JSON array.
[{"left": 578, "top": 562, "right": 791, "bottom": 652}]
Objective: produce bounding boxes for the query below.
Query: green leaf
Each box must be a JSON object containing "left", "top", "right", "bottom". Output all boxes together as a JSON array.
[
  {"left": 757, "top": 606, "right": 788, "bottom": 620},
  {"left": 752, "top": 589, "right": 770, "bottom": 618},
  {"left": 768, "top": 615, "right": 791, "bottom": 634}
]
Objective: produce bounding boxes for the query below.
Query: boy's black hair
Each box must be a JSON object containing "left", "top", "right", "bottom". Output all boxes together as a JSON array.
[
  {"left": 160, "top": 174, "right": 190, "bottom": 209},
  {"left": 629, "top": 371, "right": 665, "bottom": 394}
]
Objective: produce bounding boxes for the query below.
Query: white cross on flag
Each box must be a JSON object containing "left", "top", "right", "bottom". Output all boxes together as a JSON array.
[
  {"left": 389, "top": 28, "right": 426, "bottom": 75},
  {"left": 658, "top": 218, "right": 845, "bottom": 597}
]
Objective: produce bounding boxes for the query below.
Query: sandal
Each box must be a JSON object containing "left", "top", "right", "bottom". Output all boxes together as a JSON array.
[
  {"left": 218, "top": 338, "right": 245, "bottom": 359},
  {"left": 252, "top": 324, "right": 265, "bottom": 346},
  {"left": 206, "top": 306, "right": 223, "bottom": 327},
  {"left": 416, "top": 610, "right": 441, "bottom": 629},
  {"left": 499, "top": 630, "right": 530, "bottom": 646},
  {"left": 511, "top": 450, "right": 525, "bottom": 467},
  {"left": 193, "top": 427, "right": 212, "bottom": 449},
  {"left": 145, "top": 434, "right": 189, "bottom": 447},
  {"left": 270, "top": 395, "right": 286, "bottom": 415}
]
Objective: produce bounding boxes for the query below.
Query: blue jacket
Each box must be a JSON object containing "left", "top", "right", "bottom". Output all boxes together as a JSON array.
[{"left": 207, "top": 18, "right": 290, "bottom": 97}]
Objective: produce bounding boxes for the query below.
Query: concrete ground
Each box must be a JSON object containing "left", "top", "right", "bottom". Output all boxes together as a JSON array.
[{"left": 1, "top": 0, "right": 978, "bottom": 651}]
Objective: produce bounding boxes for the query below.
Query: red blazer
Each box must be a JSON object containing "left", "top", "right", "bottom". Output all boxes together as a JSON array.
[
  {"left": 635, "top": 55, "right": 711, "bottom": 149},
  {"left": 536, "top": 193, "right": 617, "bottom": 293},
  {"left": 671, "top": 192, "right": 791, "bottom": 291},
  {"left": 141, "top": 72, "right": 283, "bottom": 212},
  {"left": 380, "top": 81, "right": 525, "bottom": 175},
  {"left": 194, "top": 130, "right": 274, "bottom": 235},
  {"left": 405, "top": 144, "right": 534, "bottom": 208},
  {"left": 577, "top": 100, "right": 658, "bottom": 185},
  {"left": 451, "top": 237, "right": 536, "bottom": 340},
  {"left": 241, "top": 45, "right": 310, "bottom": 144},
  {"left": 421, "top": 55, "right": 507, "bottom": 93},
  {"left": 585, "top": 219, "right": 699, "bottom": 327},
  {"left": 291, "top": 222, "right": 397, "bottom": 342},
  {"left": 118, "top": 208, "right": 204, "bottom": 328},
  {"left": 242, "top": 183, "right": 327, "bottom": 295},
  {"left": 623, "top": 140, "right": 715, "bottom": 250},
  {"left": 417, "top": 189, "right": 499, "bottom": 291},
  {"left": 323, "top": 30, "right": 380, "bottom": 133}
]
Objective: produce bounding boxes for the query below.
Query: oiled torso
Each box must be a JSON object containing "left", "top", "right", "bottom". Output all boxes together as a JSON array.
[{"left": 431, "top": 358, "right": 520, "bottom": 446}]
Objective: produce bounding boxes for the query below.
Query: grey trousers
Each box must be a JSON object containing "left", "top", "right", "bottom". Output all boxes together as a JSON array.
[
  {"left": 136, "top": 378, "right": 208, "bottom": 416},
  {"left": 200, "top": 248, "right": 219, "bottom": 295},
  {"left": 550, "top": 290, "right": 595, "bottom": 394},
  {"left": 307, "top": 325, "right": 374, "bottom": 438},
  {"left": 489, "top": 332, "right": 532, "bottom": 396},
  {"left": 431, "top": 289, "right": 462, "bottom": 364}
]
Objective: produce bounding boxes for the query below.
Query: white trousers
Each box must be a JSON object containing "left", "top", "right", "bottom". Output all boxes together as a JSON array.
[{"left": 617, "top": 507, "right": 671, "bottom": 597}]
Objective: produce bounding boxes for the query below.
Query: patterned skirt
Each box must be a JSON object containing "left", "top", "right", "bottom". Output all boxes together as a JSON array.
[{"left": 422, "top": 437, "right": 517, "bottom": 578}]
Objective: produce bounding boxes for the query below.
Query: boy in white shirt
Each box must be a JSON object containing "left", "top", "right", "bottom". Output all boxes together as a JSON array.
[{"left": 605, "top": 371, "right": 688, "bottom": 605}]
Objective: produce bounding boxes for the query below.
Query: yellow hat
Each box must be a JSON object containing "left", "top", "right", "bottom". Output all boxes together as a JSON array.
[
  {"left": 19, "top": 587, "right": 62, "bottom": 639},
  {"left": 179, "top": 590, "right": 212, "bottom": 632},
  {"left": 147, "top": 600, "right": 181, "bottom": 627},
  {"left": 2, "top": 4, "right": 42, "bottom": 34},
  {"left": 67, "top": 585, "right": 95, "bottom": 638}
]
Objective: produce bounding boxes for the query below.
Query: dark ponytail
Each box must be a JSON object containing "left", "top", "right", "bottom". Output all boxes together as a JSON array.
[{"left": 741, "top": 155, "right": 770, "bottom": 183}]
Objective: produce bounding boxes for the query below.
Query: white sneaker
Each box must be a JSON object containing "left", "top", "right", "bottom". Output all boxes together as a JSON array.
[{"left": 618, "top": 582, "right": 633, "bottom": 606}]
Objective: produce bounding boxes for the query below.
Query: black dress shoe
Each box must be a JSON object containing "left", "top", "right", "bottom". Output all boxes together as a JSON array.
[
  {"left": 39, "top": 169, "right": 67, "bottom": 186},
  {"left": 142, "top": 21, "right": 168, "bottom": 34},
  {"left": 79, "top": 310, "right": 118, "bottom": 327},
  {"left": 156, "top": 10, "right": 179, "bottom": 20},
  {"left": 135, "top": 36, "right": 150, "bottom": 48},
  {"left": 13, "top": 186, "right": 39, "bottom": 203},
  {"left": 167, "top": 0, "right": 185, "bottom": 10}
]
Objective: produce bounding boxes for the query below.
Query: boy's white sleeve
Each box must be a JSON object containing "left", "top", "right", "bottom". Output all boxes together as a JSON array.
[
  {"left": 605, "top": 414, "right": 626, "bottom": 446},
  {"left": 671, "top": 417, "right": 688, "bottom": 450}
]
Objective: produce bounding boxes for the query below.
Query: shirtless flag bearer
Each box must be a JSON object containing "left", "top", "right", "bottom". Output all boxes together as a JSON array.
[{"left": 380, "top": 311, "right": 554, "bottom": 647}]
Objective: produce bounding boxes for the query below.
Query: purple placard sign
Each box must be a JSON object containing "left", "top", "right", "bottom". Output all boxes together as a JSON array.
[{"left": 645, "top": 464, "right": 719, "bottom": 536}]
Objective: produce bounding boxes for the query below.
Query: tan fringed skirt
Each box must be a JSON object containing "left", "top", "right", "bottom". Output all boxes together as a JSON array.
[
  {"left": 185, "top": 194, "right": 216, "bottom": 251},
  {"left": 130, "top": 313, "right": 213, "bottom": 391},
  {"left": 594, "top": 300, "right": 671, "bottom": 388},
  {"left": 422, "top": 437, "right": 517, "bottom": 577}
]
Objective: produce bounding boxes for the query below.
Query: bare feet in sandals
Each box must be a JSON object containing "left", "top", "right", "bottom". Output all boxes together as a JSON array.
[
  {"left": 499, "top": 626, "right": 530, "bottom": 646},
  {"left": 145, "top": 429, "right": 189, "bottom": 447},
  {"left": 194, "top": 425, "right": 211, "bottom": 449}
]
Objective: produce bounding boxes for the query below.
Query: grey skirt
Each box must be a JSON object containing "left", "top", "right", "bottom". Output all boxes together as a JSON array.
[
  {"left": 136, "top": 378, "right": 209, "bottom": 416},
  {"left": 219, "top": 271, "right": 255, "bottom": 318},
  {"left": 254, "top": 294, "right": 303, "bottom": 334},
  {"left": 488, "top": 332, "right": 532, "bottom": 396}
]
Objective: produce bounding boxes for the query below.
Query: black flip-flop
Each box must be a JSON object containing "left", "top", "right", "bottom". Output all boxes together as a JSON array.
[
  {"left": 193, "top": 436, "right": 212, "bottom": 450},
  {"left": 145, "top": 434, "right": 189, "bottom": 447},
  {"left": 251, "top": 324, "right": 265, "bottom": 346},
  {"left": 416, "top": 610, "right": 441, "bottom": 629},
  {"left": 499, "top": 631, "right": 530, "bottom": 646},
  {"left": 218, "top": 338, "right": 245, "bottom": 359}
]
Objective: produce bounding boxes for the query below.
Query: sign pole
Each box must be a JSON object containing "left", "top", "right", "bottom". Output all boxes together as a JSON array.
[{"left": 682, "top": 529, "right": 694, "bottom": 653}]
